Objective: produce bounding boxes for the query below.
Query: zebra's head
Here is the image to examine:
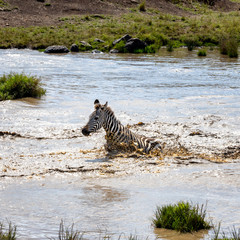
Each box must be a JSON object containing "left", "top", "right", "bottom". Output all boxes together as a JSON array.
[{"left": 82, "top": 99, "right": 108, "bottom": 136}]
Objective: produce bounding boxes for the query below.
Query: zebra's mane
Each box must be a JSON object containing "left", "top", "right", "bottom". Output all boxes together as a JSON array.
[{"left": 105, "top": 106, "right": 123, "bottom": 126}]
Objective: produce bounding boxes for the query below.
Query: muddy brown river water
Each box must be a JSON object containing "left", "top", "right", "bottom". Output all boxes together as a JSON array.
[{"left": 0, "top": 49, "right": 240, "bottom": 239}]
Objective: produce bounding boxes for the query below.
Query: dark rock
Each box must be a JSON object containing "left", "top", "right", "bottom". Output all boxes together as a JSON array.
[
  {"left": 109, "top": 49, "right": 119, "bottom": 54},
  {"left": 113, "top": 34, "right": 132, "bottom": 46},
  {"left": 94, "top": 38, "right": 105, "bottom": 43},
  {"left": 125, "top": 38, "right": 147, "bottom": 53},
  {"left": 70, "top": 44, "right": 79, "bottom": 52},
  {"left": 44, "top": 45, "right": 69, "bottom": 54},
  {"left": 92, "top": 49, "right": 103, "bottom": 54},
  {"left": 79, "top": 41, "right": 92, "bottom": 50},
  {"left": 80, "top": 41, "right": 92, "bottom": 48}
]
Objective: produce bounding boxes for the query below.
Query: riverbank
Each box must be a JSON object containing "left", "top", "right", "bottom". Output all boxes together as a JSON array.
[{"left": 0, "top": 0, "right": 240, "bottom": 52}]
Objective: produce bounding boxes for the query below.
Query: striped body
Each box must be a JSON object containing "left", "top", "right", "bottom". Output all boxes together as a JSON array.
[{"left": 82, "top": 100, "right": 162, "bottom": 154}]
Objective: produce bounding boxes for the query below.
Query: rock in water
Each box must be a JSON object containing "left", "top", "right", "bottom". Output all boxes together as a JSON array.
[
  {"left": 125, "top": 38, "right": 147, "bottom": 53},
  {"left": 44, "top": 45, "right": 69, "bottom": 53},
  {"left": 70, "top": 44, "right": 79, "bottom": 52}
]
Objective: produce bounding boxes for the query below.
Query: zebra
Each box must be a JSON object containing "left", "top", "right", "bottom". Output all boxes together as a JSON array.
[{"left": 82, "top": 99, "right": 162, "bottom": 154}]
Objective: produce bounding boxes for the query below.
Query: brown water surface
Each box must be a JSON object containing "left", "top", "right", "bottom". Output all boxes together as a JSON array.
[{"left": 0, "top": 49, "right": 240, "bottom": 239}]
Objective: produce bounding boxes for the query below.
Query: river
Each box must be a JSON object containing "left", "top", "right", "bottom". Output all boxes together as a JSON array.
[{"left": 0, "top": 49, "right": 239, "bottom": 239}]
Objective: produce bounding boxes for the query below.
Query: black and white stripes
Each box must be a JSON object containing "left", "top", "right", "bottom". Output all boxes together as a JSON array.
[{"left": 82, "top": 99, "right": 162, "bottom": 154}]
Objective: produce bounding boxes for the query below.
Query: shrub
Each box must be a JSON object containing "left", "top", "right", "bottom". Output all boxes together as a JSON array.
[
  {"left": 114, "top": 41, "right": 127, "bottom": 53},
  {"left": 219, "top": 35, "right": 239, "bottom": 58},
  {"left": 167, "top": 41, "right": 174, "bottom": 52},
  {"left": 0, "top": 221, "right": 17, "bottom": 240},
  {"left": 0, "top": 73, "right": 46, "bottom": 101},
  {"left": 139, "top": 1, "right": 146, "bottom": 12},
  {"left": 152, "top": 201, "right": 211, "bottom": 233},
  {"left": 198, "top": 49, "right": 207, "bottom": 56},
  {"left": 184, "top": 38, "right": 199, "bottom": 51}
]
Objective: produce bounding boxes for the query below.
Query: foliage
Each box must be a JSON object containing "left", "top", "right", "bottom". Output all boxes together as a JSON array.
[
  {"left": 219, "top": 35, "right": 238, "bottom": 58},
  {"left": 54, "top": 220, "right": 84, "bottom": 240},
  {"left": 198, "top": 48, "right": 207, "bottom": 56},
  {"left": 0, "top": 221, "right": 17, "bottom": 240},
  {"left": 184, "top": 36, "right": 201, "bottom": 51},
  {"left": 0, "top": 73, "right": 46, "bottom": 101},
  {"left": 212, "top": 223, "right": 240, "bottom": 240},
  {"left": 139, "top": 1, "right": 146, "bottom": 12},
  {"left": 0, "top": 11, "right": 239, "bottom": 55},
  {"left": 152, "top": 201, "right": 211, "bottom": 233},
  {"left": 113, "top": 41, "right": 127, "bottom": 53},
  {"left": 167, "top": 41, "right": 174, "bottom": 52}
]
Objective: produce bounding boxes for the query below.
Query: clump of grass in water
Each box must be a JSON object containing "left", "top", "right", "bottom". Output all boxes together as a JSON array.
[
  {"left": 212, "top": 223, "right": 240, "bottom": 240},
  {"left": 50, "top": 220, "right": 84, "bottom": 240},
  {"left": 219, "top": 35, "right": 238, "bottom": 58},
  {"left": 198, "top": 48, "right": 207, "bottom": 56},
  {"left": 152, "top": 201, "right": 211, "bottom": 233},
  {"left": 0, "top": 73, "right": 46, "bottom": 101},
  {"left": 0, "top": 221, "right": 17, "bottom": 240}
]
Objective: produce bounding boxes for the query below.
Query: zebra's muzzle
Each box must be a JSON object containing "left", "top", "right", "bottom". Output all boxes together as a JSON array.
[{"left": 82, "top": 127, "right": 90, "bottom": 136}]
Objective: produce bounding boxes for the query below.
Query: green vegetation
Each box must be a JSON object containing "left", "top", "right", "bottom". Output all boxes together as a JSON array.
[
  {"left": 219, "top": 34, "right": 239, "bottom": 58},
  {"left": 53, "top": 220, "right": 84, "bottom": 240},
  {"left": 0, "top": 221, "right": 17, "bottom": 240},
  {"left": 0, "top": 73, "right": 46, "bottom": 101},
  {"left": 0, "top": 0, "right": 17, "bottom": 11},
  {"left": 212, "top": 223, "right": 240, "bottom": 240},
  {"left": 198, "top": 48, "right": 207, "bottom": 56},
  {"left": 139, "top": 1, "right": 146, "bottom": 12},
  {"left": 0, "top": 9, "right": 239, "bottom": 54},
  {"left": 152, "top": 201, "right": 211, "bottom": 233}
]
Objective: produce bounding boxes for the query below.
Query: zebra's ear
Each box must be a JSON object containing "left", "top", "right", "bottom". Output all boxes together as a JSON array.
[
  {"left": 94, "top": 99, "right": 100, "bottom": 105},
  {"left": 103, "top": 101, "right": 108, "bottom": 109}
]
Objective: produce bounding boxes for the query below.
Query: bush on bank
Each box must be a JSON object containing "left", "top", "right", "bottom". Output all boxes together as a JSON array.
[
  {"left": 0, "top": 73, "right": 46, "bottom": 101},
  {"left": 152, "top": 201, "right": 211, "bottom": 233},
  {"left": 0, "top": 10, "right": 239, "bottom": 55}
]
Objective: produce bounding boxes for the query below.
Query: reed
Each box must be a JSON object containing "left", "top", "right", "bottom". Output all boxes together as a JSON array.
[
  {"left": 212, "top": 223, "right": 240, "bottom": 240},
  {"left": 0, "top": 73, "right": 46, "bottom": 101},
  {"left": 0, "top": 221, "right": 17, "bottom": 240},
  {"left": 152, "top": 201, "right": 211, "bottom": 233}
]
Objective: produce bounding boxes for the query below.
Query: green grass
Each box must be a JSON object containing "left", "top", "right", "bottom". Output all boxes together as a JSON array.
[
  {"left": 0, "top": 10, "right": 239, "bottom": 54},
  {"left": 219, "top": 35, "right": 239, "bottom": 58},
  {"left": 0, "top": 73, "right": 46, "bottom": 101},
  {"left": 152, "top": 201, "right": 211, "bottom": 233},
  {"left": 198, "top": 48, "right": 207, "bottom": 56},
  {"left": 139, "top": 1, "right": 146, "bottom": 12},
  {"left": 212, "top": 223, "right": 240, "bottom": 240},
  {"left": 0, "top": 222, "right": 17, "bottom": 240},
  {"left": 52, "top": 220, "right": 84, "bottom": 240}
]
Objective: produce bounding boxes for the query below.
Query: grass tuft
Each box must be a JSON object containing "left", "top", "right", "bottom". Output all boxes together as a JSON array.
[
  {"left": 212, "top": 223, "right": 240, "bottom": 240},
  {"left": 51, "top": 220, "right": 84, "bottom": 240},
  {"left": 198, "top": 48, "right": 207, "bottom": 56},
  {"left": 139, "top": 1, "right": 146, "bottom": 12},
  {"left": 220, "top": 36, "right": 239, "bottom": 58},
  {"left": 0, "top": 221, "right": 17, "bottom": 240},
  {"left": 152, "top": 201, "right": 211, "bottom": 233},
  {"left": 0, "top": 73, "right": 46, "bottom": 101}
]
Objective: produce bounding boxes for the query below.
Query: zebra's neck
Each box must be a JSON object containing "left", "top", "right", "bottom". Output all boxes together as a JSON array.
[{"left": 103, "top": 107, "right": 124, "bottom": 134}]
